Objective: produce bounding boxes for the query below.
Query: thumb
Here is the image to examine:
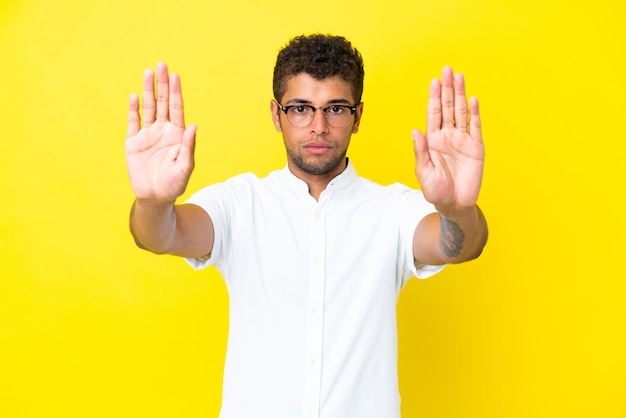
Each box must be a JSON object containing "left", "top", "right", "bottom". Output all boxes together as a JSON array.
[
  {"left": 178, "top": 123, "right": 197, "bottom": 171},
  {"left": 412, "top": 129, "right": 430, "bottom": 173}
]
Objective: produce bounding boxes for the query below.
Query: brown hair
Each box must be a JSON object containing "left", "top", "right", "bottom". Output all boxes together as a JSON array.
[{"left": 272, "top": 34, "right": 365, "bottom": 103}]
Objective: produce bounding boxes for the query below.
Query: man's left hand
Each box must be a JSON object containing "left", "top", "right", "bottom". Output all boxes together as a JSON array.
[{"left": 412, "top": 66, "right": 485, "bottom": 216}]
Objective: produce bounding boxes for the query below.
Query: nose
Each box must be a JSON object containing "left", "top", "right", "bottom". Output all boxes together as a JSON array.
[{"left": 309, "top": 108, "right": 329, "bottom": 135}]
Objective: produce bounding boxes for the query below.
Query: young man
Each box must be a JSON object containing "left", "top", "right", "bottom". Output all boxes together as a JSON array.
[{"left": 126, "top": 34, "right": 487, "bottom": 418}]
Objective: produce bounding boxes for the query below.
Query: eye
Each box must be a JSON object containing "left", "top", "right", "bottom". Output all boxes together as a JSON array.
[
  {"left": 290, "top": 105, "right": 310, "bottom": 115},
  {"left": 326, "top": 105, "right": 345, "bottom": 114}
]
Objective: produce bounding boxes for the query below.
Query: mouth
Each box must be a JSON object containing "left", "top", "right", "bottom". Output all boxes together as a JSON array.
[{"left": 303, "top": 142, "right": 333, "bottom": 155}]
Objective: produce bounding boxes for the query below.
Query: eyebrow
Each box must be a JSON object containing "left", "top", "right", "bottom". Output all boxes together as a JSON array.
[{"left": 283, "top": 98, "right": 353, "bottom": 106}]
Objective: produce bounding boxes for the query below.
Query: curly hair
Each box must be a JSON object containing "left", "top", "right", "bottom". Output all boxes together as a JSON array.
[{"left": 273, "top": 34, "right": 364, "bottom": 103}]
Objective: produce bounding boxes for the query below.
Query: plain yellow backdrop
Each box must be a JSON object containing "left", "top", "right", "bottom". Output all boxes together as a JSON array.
[{"left": 1, "top": 0, "right": 625, "bottom": 417}]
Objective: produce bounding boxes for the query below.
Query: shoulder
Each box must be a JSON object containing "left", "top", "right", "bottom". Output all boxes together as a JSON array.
[
  {"left": 351, "top": 175, "right": 423, "bottom": 199},
  {"left": 193, "top": 171, "right": 268, "bottom": 194}
]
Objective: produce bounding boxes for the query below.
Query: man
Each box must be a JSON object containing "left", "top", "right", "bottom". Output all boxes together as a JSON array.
[{"left": 125, "top": 34, "right": 487, "bottom": 418}]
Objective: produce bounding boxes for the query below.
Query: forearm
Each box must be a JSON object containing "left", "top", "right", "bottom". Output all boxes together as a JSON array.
[
  {"left": 439, "top": 206, "right": 488, "bottom": 263},
  {"left": 414, "top": 205, "right": 488, "bottom": 266},
  {"left": 129, "top": 199, "right": 178, "bottom": 254},
  {"left": 438, "top": 205, "right": 488, "bottom": 263}
]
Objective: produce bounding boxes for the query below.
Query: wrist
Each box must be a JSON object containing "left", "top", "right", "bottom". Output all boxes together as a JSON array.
[
  {"left": 134, "top": 196, "right": 177, "bottom": 210},
  {"left": 435, "top": 204, "right": 478, "bottom": 220}
]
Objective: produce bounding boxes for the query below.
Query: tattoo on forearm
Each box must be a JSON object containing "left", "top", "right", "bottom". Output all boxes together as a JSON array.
[{"left": 440, "top": 217, "right": 465, "bottom": 258}]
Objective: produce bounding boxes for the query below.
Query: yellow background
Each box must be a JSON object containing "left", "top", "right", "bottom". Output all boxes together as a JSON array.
[{"left": 1, "top": 0, "right": 624, "bottom": 417}]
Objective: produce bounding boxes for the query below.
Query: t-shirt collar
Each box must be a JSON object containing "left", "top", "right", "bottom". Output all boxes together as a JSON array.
[{"left": 280, "top": 158, "right": 357, "bottom": 196}]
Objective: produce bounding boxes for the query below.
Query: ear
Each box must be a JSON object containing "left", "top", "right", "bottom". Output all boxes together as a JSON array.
[
  {"left": 351, "top": 102, "right": 364, "bottom": 134},
  {"left": 270, "top": 100, "right": 282, "bottom": 132}
]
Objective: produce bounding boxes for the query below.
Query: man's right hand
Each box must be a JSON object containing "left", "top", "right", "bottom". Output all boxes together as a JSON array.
[{"left": 125, "top": 62, "right": 197, "bottom": 204}]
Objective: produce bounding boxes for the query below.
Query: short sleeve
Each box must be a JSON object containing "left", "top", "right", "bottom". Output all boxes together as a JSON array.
[
  {"left": 396, "top": 186, "right": 446, "bottom": 285},
  {"left": 181, "top": 173, "right": 256, "bottom": 271}
]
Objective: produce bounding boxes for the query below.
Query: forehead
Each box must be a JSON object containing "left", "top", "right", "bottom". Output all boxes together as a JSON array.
[{"left": 282, "top": 73, "right": 354, "bottom": 104}]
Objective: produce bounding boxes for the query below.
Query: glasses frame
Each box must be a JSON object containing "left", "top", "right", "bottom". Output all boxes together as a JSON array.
[{"left": 276, "top": 101, "right": 358, "bottom": 128}]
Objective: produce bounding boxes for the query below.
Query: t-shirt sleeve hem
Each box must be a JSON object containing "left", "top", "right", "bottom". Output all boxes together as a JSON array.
[
  {"left": 412, "top": 262, "right": 446, "bottom": 279},
  {"left": 184, "top": 252, "right": 214, "bottom": 270}
]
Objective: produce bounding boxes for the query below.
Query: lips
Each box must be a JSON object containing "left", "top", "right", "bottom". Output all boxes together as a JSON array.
[{"left": 304, "top": 142, "right": 332, "bottom": 155}]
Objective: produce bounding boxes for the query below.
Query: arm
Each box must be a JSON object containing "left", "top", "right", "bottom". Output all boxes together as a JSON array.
[
  {"left": 412, "top": 67, "right": 488, "bottom": 265},
  {"left": 125, "top": 62, "right": 214, "bottom": 258},
  {"left": 413, "top": 207, "right": 487, "bottom": 265}
]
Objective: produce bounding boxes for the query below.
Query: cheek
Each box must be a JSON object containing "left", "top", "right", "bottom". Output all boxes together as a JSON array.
[{"left": 281, "top": 130, "right": 300, "bottom": 150}]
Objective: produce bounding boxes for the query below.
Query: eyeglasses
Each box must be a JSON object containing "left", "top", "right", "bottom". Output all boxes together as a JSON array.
[{"left": 277, "top": 102, "right": 358, "bottom": 128}]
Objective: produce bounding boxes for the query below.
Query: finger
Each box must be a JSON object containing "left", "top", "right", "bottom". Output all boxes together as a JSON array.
[
  {"left": 177, "top": 124, "right": 197, "bottom": 173},
  {"left": 142, "top": 69, "right": 156, "bottom": 126},
  {"left": 127, "top": 93, "right": 140, "bottom": 137},
  {"left": 412, "top": 129, "right": 431, "bottom": 174},
  {"left": 468, "top": 97, "right": 483, "bottom": 143},
  {"left": 426, "top": 78, "right": 442, "bottom": 135},
  {"left": 454, "top": 73, "right": 469, "bottom": 133},
  {"left": 441, "top": 66, "right": 455, "bottom": 128},
  {"left": 169, "top": 72, "right": 185, "bottom": 128},
  {"left": 155, "top": 62, "right": 170, "bottom": 122}
]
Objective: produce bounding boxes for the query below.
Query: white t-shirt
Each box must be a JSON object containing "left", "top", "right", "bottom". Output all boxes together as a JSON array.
[{"left": 185, "top": 160, "right": 444, "bottom": 418}]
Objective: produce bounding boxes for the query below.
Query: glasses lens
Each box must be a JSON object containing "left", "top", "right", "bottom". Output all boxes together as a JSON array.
[
  {"left": 324, "top": 106, "right": 353, "bottom": 128},
  {"left": 286, "top": 106, "right": 312, "bottom": 128}
]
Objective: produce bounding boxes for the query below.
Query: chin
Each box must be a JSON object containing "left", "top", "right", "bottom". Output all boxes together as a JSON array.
[{"left": 294, "top": 156, "right": 346, "bottom": 176}]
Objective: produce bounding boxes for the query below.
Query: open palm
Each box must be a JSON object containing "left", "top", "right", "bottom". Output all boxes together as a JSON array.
[
  {"left": 125, "top": 63, "right": 197, "bottom": 203},
  {"left": 412, "top": 67, "right": 484, "bottom": 212}
]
